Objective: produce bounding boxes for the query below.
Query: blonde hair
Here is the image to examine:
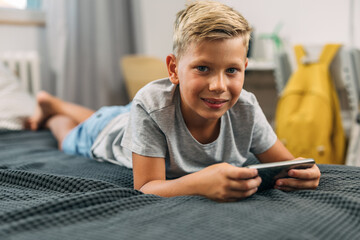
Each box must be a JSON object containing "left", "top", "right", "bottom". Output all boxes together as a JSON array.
[{"left": 173, "top": 0, "right": 252, "bottom": 58}]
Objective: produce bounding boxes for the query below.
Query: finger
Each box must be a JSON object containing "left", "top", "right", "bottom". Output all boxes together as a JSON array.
[
  {"left": 275, "top": 178, "right": 319, "bottom": 190},
  {"left": 228, "top": 176, "right": 262, "bottom": 191},
  {"left": 227, "top": 167, "right": 258, "bottom": 180},
  {"left": 225, "top": 187, "right": 259, "bottom": 201},
  {"left": 288, "top": 164, "right": 321, "bottom": 180},
  {"left": 274, "top": 185, "right": 296, "bottom": 192}
]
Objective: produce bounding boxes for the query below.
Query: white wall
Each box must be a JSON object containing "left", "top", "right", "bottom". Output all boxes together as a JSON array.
[
  {"left": 0, "top": 26, "right": 41, "bottom": 52},
  {"left": 221, "top": 0, "right": 351, "bottom": 44},
  {"left": 135, "top": 0, "right": 360, "bottom": 61},
  {"left": 132, "top": 0, "right": 186, "bottom": 61}
]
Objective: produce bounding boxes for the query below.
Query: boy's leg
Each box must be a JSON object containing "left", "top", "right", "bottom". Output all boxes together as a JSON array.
[
  {"left": 26, "top": 91, "right": 95, "bottom": 130},
  {"left": 45, "top": 115, "right": 77, "bottom": 150}
]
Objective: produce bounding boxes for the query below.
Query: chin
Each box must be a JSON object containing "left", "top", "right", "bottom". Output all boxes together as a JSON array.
[{"left": 199, "top": 111, "right": 226, "bottom": 121}]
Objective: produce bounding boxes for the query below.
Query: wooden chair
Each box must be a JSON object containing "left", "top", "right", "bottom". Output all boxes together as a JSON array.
[{"left": 120, "top": 55, "right": 168, "bottom": 100}]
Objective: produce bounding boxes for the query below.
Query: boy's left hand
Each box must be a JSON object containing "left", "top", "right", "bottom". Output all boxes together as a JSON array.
[{"left": 274, "top": 164, "right": 321, "bottom": 191}]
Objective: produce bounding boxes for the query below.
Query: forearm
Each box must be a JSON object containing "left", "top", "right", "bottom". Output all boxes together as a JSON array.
[{"left": 139, "top": 173, "right": 200, "bottom": 198}]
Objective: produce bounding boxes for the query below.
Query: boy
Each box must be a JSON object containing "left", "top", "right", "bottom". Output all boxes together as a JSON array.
[{"left": 28, "top": 1, "right": 320, "bottom": 202}]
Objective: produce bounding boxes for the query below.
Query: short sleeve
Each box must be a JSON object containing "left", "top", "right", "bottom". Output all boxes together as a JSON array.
[
  {"left": 121, "top": 100, "right": 168, "bottom": 158},
  {"left": 250, "top": 101, "right": 277, "bottom": 154}
]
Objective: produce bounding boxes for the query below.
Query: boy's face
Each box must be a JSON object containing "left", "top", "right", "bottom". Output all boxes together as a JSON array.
[{"left": 167, "top": 37, "right": 248, "bottom": 126}]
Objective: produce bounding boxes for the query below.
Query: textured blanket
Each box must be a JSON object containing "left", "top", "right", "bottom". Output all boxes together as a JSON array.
[{"left": 1, "top": 130, "right": 360, "bottom": 240}]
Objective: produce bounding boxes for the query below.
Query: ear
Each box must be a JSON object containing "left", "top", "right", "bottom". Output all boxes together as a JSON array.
[
  {"left": 166, "top": 54, "right": 179, "bottom": 85},
  {"left": 245, "top": 58, "right": 248, "bottom": 69}
]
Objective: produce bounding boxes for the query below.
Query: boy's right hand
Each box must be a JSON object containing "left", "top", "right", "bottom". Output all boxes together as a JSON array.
[{"left": 193, "top": 162, "right": 261, "bottom": 202}]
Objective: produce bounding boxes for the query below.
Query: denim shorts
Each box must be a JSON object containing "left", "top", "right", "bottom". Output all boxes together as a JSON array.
[{"left": 62, "top": 103, "right": 132, "bottom": 158}]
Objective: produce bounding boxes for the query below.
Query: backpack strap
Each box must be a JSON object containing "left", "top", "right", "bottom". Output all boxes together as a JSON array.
[
  {"left": 319, "top": 44, "right": 342, "bottom": 66},
  {"left": 294, "top": 45, "right": 306, "bottom": 66}
]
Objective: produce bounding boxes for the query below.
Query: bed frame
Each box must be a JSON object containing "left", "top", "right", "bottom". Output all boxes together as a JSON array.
[{"left": 0, "top": 51, "right": 41, "bottom": 95}]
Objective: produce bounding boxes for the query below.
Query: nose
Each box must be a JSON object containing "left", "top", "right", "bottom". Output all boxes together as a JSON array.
[{"left": 209, "top": 74, "right": 227, "bottom": 93}]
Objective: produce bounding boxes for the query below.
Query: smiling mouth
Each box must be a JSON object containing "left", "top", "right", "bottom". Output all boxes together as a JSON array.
[{"left": 201, "top": 98, "right": 228, "bottom": 108}]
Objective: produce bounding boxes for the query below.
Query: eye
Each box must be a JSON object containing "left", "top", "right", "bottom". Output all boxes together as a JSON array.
[
  {"left": 196, "top": 66, "right": 209, "bottom": 72},
  {"left": 226, "top": 68, "right": 238, "bottom": 74}
]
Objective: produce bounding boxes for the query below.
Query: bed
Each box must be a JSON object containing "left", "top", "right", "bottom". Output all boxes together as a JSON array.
[
  {"left": 2, "top": 52, "right": 360, "bottom": 239},
  {"left": 1, "top": 129, "right": 360, "bottom": 240}
]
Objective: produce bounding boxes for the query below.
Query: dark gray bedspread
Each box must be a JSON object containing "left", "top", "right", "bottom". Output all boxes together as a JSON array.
[{"left": 1, "top": 130, "right": 360, "bottom": 240}]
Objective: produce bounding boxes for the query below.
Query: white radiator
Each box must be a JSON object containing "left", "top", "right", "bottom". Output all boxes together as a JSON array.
[{"left": 0, "top": 51, "right": 41, "bottom": 95}]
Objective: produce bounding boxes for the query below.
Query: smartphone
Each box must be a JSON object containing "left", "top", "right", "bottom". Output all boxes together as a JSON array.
[{"left": 246, "top": 158, "right": 315, "bottom": 191}]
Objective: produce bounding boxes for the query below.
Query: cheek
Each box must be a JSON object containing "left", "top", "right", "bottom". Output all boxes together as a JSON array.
[
  {"left": 230, "top": 78, "right": 244, "bottom": 97},
  {"left": 181, "top": 74, "right": 204, "bottom": 92},
  {"left": 181, "top": 82, "right": 201, "bottom": 102}
]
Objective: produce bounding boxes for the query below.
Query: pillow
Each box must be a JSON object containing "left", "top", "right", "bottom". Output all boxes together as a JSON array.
[{"left": 0, "top": 62, "right": 36, "bottom": 130}]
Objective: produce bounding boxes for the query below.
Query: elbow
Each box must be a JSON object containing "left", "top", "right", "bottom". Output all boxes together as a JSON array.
[{"left": 134, "top": 181, "right": 153, "bottom": 194}]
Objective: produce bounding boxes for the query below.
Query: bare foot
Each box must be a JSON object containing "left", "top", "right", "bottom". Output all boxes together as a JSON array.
[{"left": 24, "top": 91, "right": 61, "bottom": 130}]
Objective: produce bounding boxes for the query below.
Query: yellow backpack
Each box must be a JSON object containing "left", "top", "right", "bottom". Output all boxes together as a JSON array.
[{"left": 275, "top": 44, "right": 345, "bottom": 164}]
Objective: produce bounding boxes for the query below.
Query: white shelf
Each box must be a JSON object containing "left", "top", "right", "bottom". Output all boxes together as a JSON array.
[
  {"left": 0, "top": 8, "right": 45, "bottom": 26},
  {"left": 246, "top": 59, "right": 275, "bottom": 71}
]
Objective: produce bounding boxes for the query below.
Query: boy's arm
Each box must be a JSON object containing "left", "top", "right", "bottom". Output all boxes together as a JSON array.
[
  {"left": 255, "top": 138, "right": 294, "bottom": 163},
  {"left": 255, "top": 139, "right": 321, "bottom": 191},
  {"left": 132, "top": 153, "right": 261, "bottom": 202}
]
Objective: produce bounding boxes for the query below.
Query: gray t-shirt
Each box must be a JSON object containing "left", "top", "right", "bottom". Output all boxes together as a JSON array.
[
  {"left": 121, "top": 78, "right": 277, "bottom": 179},
  {"left": 91, "top": 112, "right": 132, "bottom": 168}
]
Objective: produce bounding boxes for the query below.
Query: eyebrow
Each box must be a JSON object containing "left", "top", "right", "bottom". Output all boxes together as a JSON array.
[{"left": 191, "top": 58, "right": 244, "bottom": 67}]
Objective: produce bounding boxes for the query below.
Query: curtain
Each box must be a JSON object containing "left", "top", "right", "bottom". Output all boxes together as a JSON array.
[{"left": 43, "top": 0, "right": 134, "bottom": 109}]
